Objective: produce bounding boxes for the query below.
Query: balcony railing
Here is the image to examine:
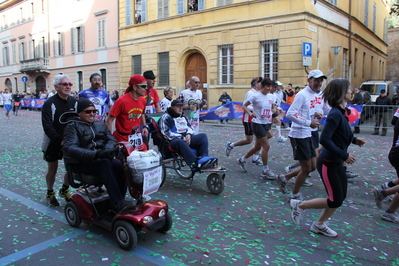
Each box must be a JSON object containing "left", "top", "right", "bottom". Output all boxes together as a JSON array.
[{"left": 20, "top": 58, "right": 50, "bottom": 73}]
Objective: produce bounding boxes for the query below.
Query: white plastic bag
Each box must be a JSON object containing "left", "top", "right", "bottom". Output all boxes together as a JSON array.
[{"left": 127, "top": 149, "right": 161, "bottom": 170}]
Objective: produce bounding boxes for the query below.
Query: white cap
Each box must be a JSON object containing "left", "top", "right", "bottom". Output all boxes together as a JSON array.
[{"left": 307, "top": 70, "right": 327, "bottom": 79}]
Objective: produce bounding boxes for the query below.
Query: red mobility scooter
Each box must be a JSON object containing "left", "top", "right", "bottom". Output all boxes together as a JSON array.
[{"left": 63, "top": 141, "right": 172, "bottom": 251}]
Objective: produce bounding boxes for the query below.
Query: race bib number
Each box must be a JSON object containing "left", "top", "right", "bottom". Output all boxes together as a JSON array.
[
  {"left": 191, "top": 117, "right": 199, "bottom": 127},
  {"left": 261, "top": 109, "right": 271, "bottom": 118},
  {"left": 128, "top": 132, "right": 143, "bottom": 149},
  {"left": 145, "top": 105, "right": 153, "bottom": 114},
  {"left": 174, "top": 117, "right": 189, "bottom": 133},
  {"left": 143, "top": 166, "right": 163, "bottom": 196}
]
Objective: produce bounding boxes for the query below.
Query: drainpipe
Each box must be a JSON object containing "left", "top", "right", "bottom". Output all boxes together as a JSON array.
[{"left": 348, "top": 0, "right": 353, "bottom": 85}]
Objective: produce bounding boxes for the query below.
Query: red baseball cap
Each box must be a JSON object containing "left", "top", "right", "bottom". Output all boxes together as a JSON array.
[{"left": 128, "top": 75, "right": 146, "bottom": 86}]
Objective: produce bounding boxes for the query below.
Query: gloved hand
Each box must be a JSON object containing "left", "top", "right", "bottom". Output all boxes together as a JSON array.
[{"left": 96, "top": 147, "right": 119, "bottom": 159}]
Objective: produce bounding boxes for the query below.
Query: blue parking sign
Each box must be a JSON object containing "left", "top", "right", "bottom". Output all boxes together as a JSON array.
[{"left": 302, "top": 42, "right": 312, "bottom": 57}]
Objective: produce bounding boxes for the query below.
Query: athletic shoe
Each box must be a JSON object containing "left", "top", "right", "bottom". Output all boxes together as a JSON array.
[
  {"left": 46, "top": 191, "right": 60, "bottom": 207},
  {"left": 285, "top": 127, "right": 291, "bottom": 131},
  {"left": 381, "top": 211, "right": 399, "bottom": 223},
  {"left": 225, "top": 141, "right": 233, "bottom": 156},
  {"left": 381, "top": 182, "right": 394, "bottom": 202},
  {"left": 310, "top": 221, "right": 338, "bottom": 237},
  {"left": 276, "top": 174, "right": 287, "bottom": 194},
  {"left": 346, "top": 170, "right": 358, "bottom": 179},
  {"left": 59, "top": 188, "right": 71, "bottom": 202},
  {"left": 289, "top": 192, "right": 303, "bottom": 201},
  {"left": 261, "top": 169, "right": 276, "bottom": 180},
  {"left": 288, "top": 177, "right": 313, "bottom": 186},
  {"left": 373, "top": 187, "right": 385, "bottom": 209},
  {"left": 285, "top": 166, "right": 292, "bottom": 174},
  {"left": 278, "top": 136, "right": 287, "bottom": 142},
  {"left": 251, "top": 158, "right": 263, "bottom": 166},
  {"left": 236, "top": 158, "right": 247, "bottom": 172},
  {"left": 290, "top": 199, "right": 304, "bottom": 225}
]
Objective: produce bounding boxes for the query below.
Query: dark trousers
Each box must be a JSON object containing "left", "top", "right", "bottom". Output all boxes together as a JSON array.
[
  {"left": 77, "top": 159, "right": 126, "bottom": 204},
  {"left": 170, "top": 133, "right": 209, "bottom": 165},
  {"left": 374, "top": 111, "right": 388, "bottom": 134}
]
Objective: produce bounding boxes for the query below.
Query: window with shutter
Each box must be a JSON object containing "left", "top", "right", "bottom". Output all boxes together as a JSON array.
[
  {"left": 142, "top": 0, "right": 147, "bottom": 22},
  {"left": 71, "top": 27, "right": 75, "bottom": 54},
  {"left": 100, "top": 69, "right": 107, "bottom": 90},
  {"left": 261, "top": 40, "right": 279, "bottom": 80},
  {"left": 97, "top": 19, "right": 106, "bottom": 48},
  {"left": 177, "top": 0, "right": 184, "bottom": 14},
  {"left": 158, "top": 52, "right": 169, "bottom": 86},
  {"left": 78, "top": 26, "right": 84, "bottom": 52},
  {"left": 126, "top": 0, "right": 132, "bottom": 26},
  {"left": 218, "top": 45, "right": 234, "bottom": 85},
  {"left": 132, "top": 55, "right": 142, "bottom": 75},
  {"left": 364, "top": 0, "right": 369, "bottom": 27}
]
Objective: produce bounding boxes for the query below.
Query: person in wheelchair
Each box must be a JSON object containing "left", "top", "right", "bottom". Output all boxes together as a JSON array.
[
  {"left": 63, "top": 98, "right": 133, "bottom": 212},
  {"left": 159, "top": 99, "right": 217, "bottom": 170}
]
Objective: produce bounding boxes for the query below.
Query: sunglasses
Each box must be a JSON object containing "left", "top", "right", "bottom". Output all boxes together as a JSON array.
[
  {"left": 83, "top": 109, "right": 98, "bottom": 114},
  {"left": 58, "top": 83, "right": 73, "bottom": 86},
  {"left": 138, "top": 84, "right": 147, "bottom": 88},
  {"left": 193, "top": 81, "right": 201, "bottom": 84}
]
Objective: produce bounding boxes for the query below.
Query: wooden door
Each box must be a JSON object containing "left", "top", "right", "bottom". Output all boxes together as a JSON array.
[
  {"left": 35, "top": 76, "right": 46, "bottom": 94},
  {"left": 185, "top": 53, "right": 207, "bottom": 101}
]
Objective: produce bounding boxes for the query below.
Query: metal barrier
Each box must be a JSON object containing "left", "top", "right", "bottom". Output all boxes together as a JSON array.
[{"left": 355, "top": 105, "right": 399, "bottom": 131}]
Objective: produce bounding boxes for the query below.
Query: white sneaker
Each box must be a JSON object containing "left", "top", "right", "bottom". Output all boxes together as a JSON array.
[
  {"left": 290, "top": 199, "right": 304, "bottom": 225},
  {"left": 285, "top": 127, "right": 291, "bottom": 131},
  {"left": 251, "top": 158, "right": 263, "bottom": 166},
  {"left": 278, "top": 136, "right": 287, "bottom": 142},
  {"left": 276, "top": 174, "right": 287, "bottom": 194},
  {"left": 381, "top": 182, "right": 394, "bottom": 202},
  {"left": 288, "top": 177, "right": 313, "bottom": 187},
  {"left": 310, "top": 221, "right": 338, "bottom": 237},
  {"left": 284, "top": 166, "right": 292, "bottom": 174},
  {"left": 289, "top": 192, "right": 303, "bottom": 201},
  {"left": 225, "top": 141, "right": 233, "bottom": 156},
  {"left": 381, "top": 211, "right": 399, "bottom": 223},
  {"left": 261, "top": 169, "right": 275, "bottom": 180},
  {"left": 236, "top": 158, "right": 247, "bottom": 172}
]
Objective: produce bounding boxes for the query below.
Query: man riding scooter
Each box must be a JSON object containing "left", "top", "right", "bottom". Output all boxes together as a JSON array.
[{"left": 63, "top": 98, "right": 133, "bottom": 212}]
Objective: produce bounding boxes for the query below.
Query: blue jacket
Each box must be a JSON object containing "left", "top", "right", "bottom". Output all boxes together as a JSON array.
[{"left": 319, "top": 107, "right": 357, "bottom": 163}]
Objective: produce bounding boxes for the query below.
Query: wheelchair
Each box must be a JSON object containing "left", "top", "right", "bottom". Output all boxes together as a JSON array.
[{"left": 147, "top": 114, "right": 227, "bottom": 195}]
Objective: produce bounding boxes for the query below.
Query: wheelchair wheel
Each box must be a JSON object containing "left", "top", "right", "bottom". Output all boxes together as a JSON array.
[
  {"left": 207, "top": 173, "right": 224, "bottom": 194},
  {"left": 173, "top": 157, "right": 194, "bottom": 179},
  {"left": 113, "top": 220, "right": 137, "bottom": 251},
  {"left": 64, "top": 201, "right": 82, "bottom": 227}
]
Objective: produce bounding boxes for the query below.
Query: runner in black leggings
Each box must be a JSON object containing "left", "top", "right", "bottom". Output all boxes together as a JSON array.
[{"left": 289, "top": 78, "right": 366, "bottom": 237}]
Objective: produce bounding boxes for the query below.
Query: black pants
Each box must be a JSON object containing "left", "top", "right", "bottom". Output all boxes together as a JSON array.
[{"left": 77, "top": 159, "right": 126, "bottom": 204}]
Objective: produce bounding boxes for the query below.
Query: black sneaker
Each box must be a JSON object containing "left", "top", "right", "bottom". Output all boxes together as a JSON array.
[
  {"left": 115, "top": 200, "right": 134, "bottom": 212},
  {"left": 46, "top": 191, "right": 60, "bottom": 206},
  {"left": 59, "top": 188, "right": 71, "bottom": 202}
]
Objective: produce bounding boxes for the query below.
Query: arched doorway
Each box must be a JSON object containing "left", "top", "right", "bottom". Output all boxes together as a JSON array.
[
  {"left": 185, "top": 52, "right": 207, "bottom": 102},
  {"left": 35, "top": 76, "right": 46, "bottom": 94},
  {"left": 5, "top": 78, "right": 12, "bottom": 91}
]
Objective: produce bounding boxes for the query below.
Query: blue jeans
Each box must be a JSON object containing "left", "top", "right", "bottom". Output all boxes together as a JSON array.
[{"left": 170, "top": 133, "right": 209, "bottom": 166}]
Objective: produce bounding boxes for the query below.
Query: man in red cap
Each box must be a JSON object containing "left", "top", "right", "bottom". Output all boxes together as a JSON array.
[{"left": 106, "top": 75, "right": 149, "bottom": 150}]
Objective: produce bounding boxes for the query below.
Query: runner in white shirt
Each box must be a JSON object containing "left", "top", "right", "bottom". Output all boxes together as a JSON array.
[
  {"left": 177, "top": 76, "right": 207, "bottom": 135},
  {"left": 275, "top": 70, "right": 327, "bottom": 200},
  {"left": 225, "top": 77, "right": 262, "bottom": 165},
  {"left": 2, "top": 89, "right": 12, "bottom": 119},
  {"left": 236, "top": 77, "right": 277, "bottom": 179},
  {"left": 271, "top": 81, "right": 287, "bottom": 142}
]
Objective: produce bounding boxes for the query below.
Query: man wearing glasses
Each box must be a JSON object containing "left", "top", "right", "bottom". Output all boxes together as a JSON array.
[
  {"left": 178, "top": 76, "right": 207, "bottom": 134},
  {"left": 78, "top": 73, "right": 113, "bottom": 122},
  {"left": 41, "top": 74, "right": 77, "bottom": 206},
  {"left": 143, "top": 70, "right": 162, "bottom": 113},
  {"left": 106, "top": 75, "right": 149, "bottom": 150},
  {"left": 63, "top": 98, "right": 133, "bottom": 212}
]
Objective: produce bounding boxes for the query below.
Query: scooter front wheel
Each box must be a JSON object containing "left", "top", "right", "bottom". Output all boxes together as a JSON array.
[
  {"left": 157, "top": 212, "right": 173, "bottom": 233},
  {"left": 113, "top": 220, "right": 137, "bottom": 250},
  {"left": 64, "top": 202, "right": 82, "bottom": 227}
]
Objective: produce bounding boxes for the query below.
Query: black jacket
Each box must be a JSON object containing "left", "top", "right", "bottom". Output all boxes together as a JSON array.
[
  {"left": 42, "top": 94, "right": 77, "bottom": 142},
  {"left": 375, "top": 96, "right": 391, "bottom": 113},
  {"left": 349, "top": 93, "right": 363, "bottom": 105},
  {"left": 63, "top": 117, "right": 117, "bottom": 164}
]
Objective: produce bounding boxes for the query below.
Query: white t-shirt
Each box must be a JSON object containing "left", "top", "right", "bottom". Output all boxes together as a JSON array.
[
  {"left": 2, "top": 93, "right": 12, "bottom": 105},
  {"left": 247, "top": 92, "right": 275, "bottom": 124},
  {"left": 242, "top": 88, "right": 258, "bottom": 123},
  {"left": 177, "top": 89, "right": 203, "bottom": 134},
  {"left": 159, "top": 97, "right": 172, "bottom": 112}
]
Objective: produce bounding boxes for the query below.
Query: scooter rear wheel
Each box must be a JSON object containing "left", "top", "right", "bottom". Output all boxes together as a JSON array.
[
  {"left": 113, "top": 220, "right": 137, "bottom": 250},
  {"left": 64, "top": 202, "right": 82, "bottom": 227},
  {"left": 207, "top": 173, "right": 224, "bottom": 195}
]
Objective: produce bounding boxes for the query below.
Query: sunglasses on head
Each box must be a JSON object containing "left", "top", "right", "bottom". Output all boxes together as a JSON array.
[{"left": 83, "top": 109, "right": 98, "bottom": 114}]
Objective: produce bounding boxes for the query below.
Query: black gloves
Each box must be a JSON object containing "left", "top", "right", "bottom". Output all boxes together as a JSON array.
[{"left": 96, "top": 147, "right": 119, "bottom": 159}]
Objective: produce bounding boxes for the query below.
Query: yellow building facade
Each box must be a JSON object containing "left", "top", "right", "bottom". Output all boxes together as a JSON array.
[{"left": 119, "top": 0, "right": 390, "bottom": 108}]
